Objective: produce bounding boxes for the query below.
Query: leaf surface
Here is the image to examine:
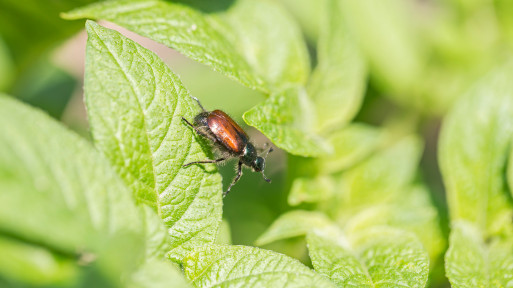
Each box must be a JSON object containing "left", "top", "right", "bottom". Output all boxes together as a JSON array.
[
  {"left": 318, "top": 124, "right": 382, "bottom": 174},
  {"left": 339, "top": 0, "right": 423, "bottom": 96},
  {"left": 308, "top": 0, "right": 366, "bottom": 133},
  {"left": 344, "top": 186, "right": 444, "bottom": 261},
  {"left": 183, "top": 245, "right": 335, "bottom": 288},
  {"left": 255, "top": 210, "right": 333, "bottom": 246},
  {"left": 244, "top": 87, "right": 332, "bottom": 157},
  {"left": 65, "top": 0, "right": 310, "bottom": 92},
  {"left": 307, "top": 227, "right": 429, "bottom": 288},
  {"left": 84, "top": 21, "right": 223, "bottom": 262},
  {"left": 0, "top": 95, "right": 141, "bottom": 252},
  {"left": 0, "top": 95, "right": 192, "bottom": 287},
  {"left": 445, "top": 221, "right": 513, "bottom": 288},
  {"left": 337, "top": 135, "right": 422, "bottom": 212},
  {"left": 439, "top": 61, "right": 513, "bottom": 235},
  {"left": 213, "top": 0, "right": 310, "bottom": 87}
]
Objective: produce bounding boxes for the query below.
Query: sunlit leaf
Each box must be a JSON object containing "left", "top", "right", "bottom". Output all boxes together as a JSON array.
[
  {"left": 439, "top": 61, "right": 513, "bottom": 236},
  {"left": 255, "top": 210, "right": 333, "bottom": 246},
  {"left": 213, "top": 0, "right": 310, "bottom": 87},
  {"left": 318, "top": 124, "right": 382, "bottom": 174},
  {"left": 344, "top": 186, "right": 444, "bottom": 262},
  {"left": 308, "top": 0, "right": 366, "bottom": 133},
  {"left": 183, "top": 245, "right": 335, "bottom": 287},
  {"left": 0, "top": 95, "right": 141, "bottom": 253},
  {"left": 339, "top": 0, "right": 424, "bottom": 95},
  {"left": 65, "top": 0, "right": 310, "bottom": 92},
  {"left": 337, "top": 135, "right": 423, "bottom": 214},
  {"left": 244, "top": 87, "right": 332, "bottom": 157},
  {"left": 308, "top": 227, "right": 429, "bottom": 288},
  {"left": 288, "top": 176, "right": 335, "bottom": 206},
  {"left": 445, "top": 221, "right": 513, "bottom": 288},
  {"left": 84, "top": 21, "right": 223, "bottom": 262}
]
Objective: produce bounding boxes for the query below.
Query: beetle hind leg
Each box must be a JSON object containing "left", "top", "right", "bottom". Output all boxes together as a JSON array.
[{"left": 181, "top": 117, "right": 217, "bottom": 143}]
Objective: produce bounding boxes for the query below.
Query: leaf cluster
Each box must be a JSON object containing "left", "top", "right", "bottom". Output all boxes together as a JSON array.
[{"left": 1, "top": 0, "right": 513, "bottom": 287}]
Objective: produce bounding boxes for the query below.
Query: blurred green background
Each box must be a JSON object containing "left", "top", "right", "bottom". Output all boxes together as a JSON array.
[{"left": 1, "top": 0, "right": 513, "bottom": 287}]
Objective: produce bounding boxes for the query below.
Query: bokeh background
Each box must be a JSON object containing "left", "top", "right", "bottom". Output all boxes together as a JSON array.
[{"left": 2, "top": 0, "right": 513, "bottom": 287}]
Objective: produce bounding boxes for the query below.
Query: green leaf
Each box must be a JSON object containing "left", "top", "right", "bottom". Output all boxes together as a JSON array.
[
  {"left": 0, "top": 95, "right": 141, "bottom": 253},
  {"left": 344, "top": 186, "right": 444, "bottom": 262},
  {"left": 288, "top": 176, "right": 335, "bottom": 206},
  {"left": 215, "top": 219, "right": 232, "bottom": 245},
  {"left": 439, "top": 61, "right": 513, "bottom": 236},
  {"left": 183, "top": 245, "right": 336, "bottom": 287},
  {"left": 11, "top": 60, "right": 76, "bottom": 119},
  {"left": 445, "top": 221, "right": 513, "bottom": 288},
  {"left": 318, "top": 124, "right": 382, "bottom": 174},
  {"left": 0, "top": 94, "right": 188, "bottom": 288},
  {"left": 128, "top": 259, "right": 192, "bottom": 288},
  {"left": 84, "top": 21, "right": 222, "bottom": 262},
  {"left": 277, "top": 0, "right": 324, "bottom": 43},
  {"left": 337, "top": 135, "right": 423, "bottom": 214},
  {"left": 139, "top": 205, "right": 171, "bottom": 260},
  {"left": 255, "top": 210, "right": 333, "bottom": 246},
  {"left": 213, "top": 0, "right": 310, "bottom": 87},
  {"left": 65, "top": 0, "right": 310, "bottom": 92},
  {"left": 244, "top": 87, "right": 332, "bottom": 157},
  {"left": 0, "top": 0, "right": 94, "bottom": 70},
  {"left": 307, "top": 227, "right": 429, "bottom": 288},
  {"left": 308, "top": 0, "right": 366, "bottom": 133},
  {"left": 307, "top": 232, "right": 372, "bottom": 287},
  {"left": 0, "top": 236, "right": 77, "bottom": 286},
  {"left": 339, "top": 0, "right": 424, "bottom": 95}
]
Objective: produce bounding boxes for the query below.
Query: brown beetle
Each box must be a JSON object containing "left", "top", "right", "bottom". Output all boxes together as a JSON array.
[{"left": 182, "top": 96, "right": 273, "bottom": 197}]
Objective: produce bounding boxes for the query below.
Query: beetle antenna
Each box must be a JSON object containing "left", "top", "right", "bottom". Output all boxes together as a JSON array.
[
  {"left": 191, "top": 96, "right": 206, "bottom": 112},
  {"left": 261, "top": 146, "right": 273, "bottom": 183}
]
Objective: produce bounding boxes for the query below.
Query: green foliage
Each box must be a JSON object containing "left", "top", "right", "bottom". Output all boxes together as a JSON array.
[
  {"left": 244, "top": 87, "right": 332, "bottom": 157},
  {"left": 183, "top": 245, "right": 335, "bottom": 287},
  {"left": 64, "top": 0, "right": 310, "bottom": 92},
  {"left": 0, "top": 95, "right": 188, "bottom": 287},
  {"left": 308, "top": 0, "right": 366, "bottom": 133},
  {"left": 0, "top": 0, "right": 93, "bottom": 72},
  {"left": 64, "top": 0, "right": 324, "bottom": 157},
  {"left": 307, "top": 228, "right": 429, "bottom": 287},
  {"left": 440, "top": 61, "right": 513, "bottom": 236},
  {"left": 84, "top": 21, "right": 222, "bottom": 262},
  {"left": 2, "top": 0, "right": 513, "bottom": 287},
  {"left": 440, "top": 62, "right": 513, "bottom": 287},
  {"left": 445, "top": 221, "right": 513, "bottom": 288}
]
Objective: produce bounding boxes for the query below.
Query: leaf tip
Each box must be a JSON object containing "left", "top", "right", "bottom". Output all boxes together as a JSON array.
[{"left": 85, "top": 20, "right": 100, "bottom": 34}]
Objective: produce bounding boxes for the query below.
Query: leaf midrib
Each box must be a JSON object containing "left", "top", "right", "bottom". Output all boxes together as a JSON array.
[{"left": 90, "top": 26, "right": 161, "bottom": 217}]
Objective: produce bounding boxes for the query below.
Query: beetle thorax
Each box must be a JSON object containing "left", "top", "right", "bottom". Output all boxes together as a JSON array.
[{"left": 241, "top": 143, "right": 257, "bottom": 166}]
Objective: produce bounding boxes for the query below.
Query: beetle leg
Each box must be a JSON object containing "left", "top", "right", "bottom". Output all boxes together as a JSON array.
[
  {"left": 182, "top": 117, "right": 217, "bottom": 142},
  {"left": 183, "top": 158, "right": 226, "bottom": 168},
  {"left": 181, "top": 116, "right": 197, "bottom": 130},
  {"left": 224, "top": 161, "right": 243, "bottom": 197}
]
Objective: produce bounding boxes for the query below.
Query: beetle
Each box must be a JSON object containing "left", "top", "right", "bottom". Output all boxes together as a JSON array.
[{"left": 182, "top": 96, "right": 273, "bottom": 197}]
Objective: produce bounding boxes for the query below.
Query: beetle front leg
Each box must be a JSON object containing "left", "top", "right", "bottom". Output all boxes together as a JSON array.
[{"left": 224, "top": 161, "right": 243, "bottom": 197}]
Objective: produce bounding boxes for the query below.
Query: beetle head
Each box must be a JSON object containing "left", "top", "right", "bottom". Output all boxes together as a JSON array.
[{"left": 253, "top": 146, "right": 273, "bottom": 183}]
